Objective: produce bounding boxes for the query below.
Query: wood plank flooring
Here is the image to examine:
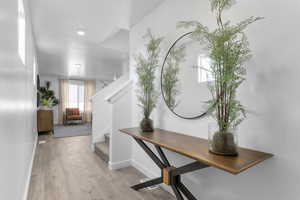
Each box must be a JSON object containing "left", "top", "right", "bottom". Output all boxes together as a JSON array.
[{"left": 28, "top": 135, "right": 174, "bottom": 200}]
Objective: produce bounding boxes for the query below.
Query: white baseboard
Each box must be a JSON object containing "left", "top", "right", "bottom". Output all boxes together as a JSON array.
[
  {"left": 109, "top": 159, "right": 132, "bottom": 170},
  {"left": 23, "top": 135, "right": 38, "bottom": 200}
]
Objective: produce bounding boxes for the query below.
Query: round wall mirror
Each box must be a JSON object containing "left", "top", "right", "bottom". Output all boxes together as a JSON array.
[{"left": 161, "top": 32, "right": 213, "bottom": 119}]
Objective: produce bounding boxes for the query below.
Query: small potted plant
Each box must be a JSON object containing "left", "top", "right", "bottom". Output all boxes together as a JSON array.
[
  {"left": 178, "top": 0, "right": 262, "bottom": 156},
  {"left": 135, "top": 30, "right": 163, "bottom": 132},
  {"left": 38, "top": 81, "right": 59, "bottom": 110}
]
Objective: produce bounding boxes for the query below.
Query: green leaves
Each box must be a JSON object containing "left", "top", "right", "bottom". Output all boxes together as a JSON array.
[
  {"left": 209, "top": 0, "right": 236, "bottom": 27},
  {"left": 234, "top": 16, "right": 264, "bottom": 34},
  {"left": 162, "top": 44, "right": 186, "bottom": 109},
  {"left": 210, "top": 0, "right": 236, "bottom": 12},
  {"left": 135, "top": 30, "right": 163, "bottom": 119},
  {"left": 178, "top": 0, "right": 262, "bottom": 133},
  {"left": 177, "top": 21, "right": 211, "bottom": 44},
  {"left": 38, "top": 86, "right": 59, "bottom": 107}
]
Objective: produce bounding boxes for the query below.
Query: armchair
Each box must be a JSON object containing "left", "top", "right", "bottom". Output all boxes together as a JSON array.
[{"left": 65, "top": 108, "right": 83, "bottom": 124}]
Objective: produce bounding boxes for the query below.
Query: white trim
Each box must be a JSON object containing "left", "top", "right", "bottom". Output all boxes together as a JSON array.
[
  {"left": 109, "top": 159, "right": 132, "bottom": 170},
  {"left": 105, "top": 80, "right": 132, "bottom": 103},
  {"left": 91, "top": 73, "right": 129, "bottom": 101},
  {"left": 23, "top": 134, "right": 38, "bottom": 200}
]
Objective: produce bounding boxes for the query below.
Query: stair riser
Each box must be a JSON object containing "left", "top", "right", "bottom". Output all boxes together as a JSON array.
[
  {"left": 104, "top": 134, "right": 110, "bottom": 144},
  {"left": 95, "top": 146, "right": 109, "bottom": 163}
]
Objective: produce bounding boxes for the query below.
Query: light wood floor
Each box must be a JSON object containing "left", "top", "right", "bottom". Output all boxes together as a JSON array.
[{"left": 28, "top": 135, "right": 175, "bottom": 200}]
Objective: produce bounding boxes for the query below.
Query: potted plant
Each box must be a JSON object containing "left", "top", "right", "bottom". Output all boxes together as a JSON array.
[
  {"left": 38, "top": 81, "right": 59, "bottom": 110},
  {"left": 135, "top": 30, "right": 163, "bottom": 132},
  {"left": 178, "top": 0, "right": 262, "bottom": 156}
]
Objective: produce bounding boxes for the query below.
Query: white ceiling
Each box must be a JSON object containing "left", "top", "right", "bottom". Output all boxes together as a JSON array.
[{"left": 29, "top": 0, "right": 164, "bottom": 80}]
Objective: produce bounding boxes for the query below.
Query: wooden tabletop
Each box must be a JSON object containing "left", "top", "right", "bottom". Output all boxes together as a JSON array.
[{"left": 120, "top": 128, "right": 273, "bottom": 174}]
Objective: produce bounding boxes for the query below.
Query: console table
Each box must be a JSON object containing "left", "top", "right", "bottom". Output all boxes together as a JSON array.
[{"left": 120, "top": 128, "right": 273, "bottom": 200}]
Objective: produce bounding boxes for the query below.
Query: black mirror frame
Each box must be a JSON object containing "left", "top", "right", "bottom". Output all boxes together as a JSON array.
[{"left": 160, "top": 32, "right": 209, "bottom": 120}]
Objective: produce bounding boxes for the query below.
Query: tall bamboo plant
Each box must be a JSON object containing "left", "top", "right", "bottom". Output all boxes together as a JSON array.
[
  {"left": 178, "top": 0, "right": 262, "bottom": 155},
  {"left": 135, "top": 30, "right": 163, "bottom": 132},
  {"left": 162, "top": 45, "right": 186, "bottom": 110}
]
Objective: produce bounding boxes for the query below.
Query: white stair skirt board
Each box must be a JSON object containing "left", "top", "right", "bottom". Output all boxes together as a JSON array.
[
  {"left": 109, "top": 159, "right": 132, "bottom": 170},
  {"left": 23, "top": 135, "right": 38, "bottom": 200}
]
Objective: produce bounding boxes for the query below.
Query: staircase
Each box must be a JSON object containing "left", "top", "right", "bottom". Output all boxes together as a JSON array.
[
  {"left": 91, "top": 73, "right": 132, "bottom": 170},
  {"left": 94, "top": 133, "right": 110, "bottom": 163},
  {"left": 91, "top": 73, "right": 129, "bottom": 144}
]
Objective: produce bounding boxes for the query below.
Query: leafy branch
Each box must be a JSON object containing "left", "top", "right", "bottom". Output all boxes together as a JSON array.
[
  {"left": 178, "top": 0, "right": 262, "bottom": 133},
  {"left": 162, "top": 44, "right": 186, "bottom": 109},
  {"left": 135, "top": 30, "right": 163, "bottom": 119},
  {"left": 39, "top": 81, "right": 59, "bottom": 107}
]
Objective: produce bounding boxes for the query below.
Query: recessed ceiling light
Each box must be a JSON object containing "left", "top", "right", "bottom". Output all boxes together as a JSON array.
[
  {"left": 74, "top": 64, "right": 82, "bottom": 68},
  {"left": 77, "top": 30, "right": 85, "bottom": 36}
]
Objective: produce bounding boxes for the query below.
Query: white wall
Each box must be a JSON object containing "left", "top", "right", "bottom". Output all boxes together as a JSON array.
[
  {"left": 130, "top": 0, "right": 300, "bottom": 199},
  {"left": 39, "top": 75, "right": 59, "bottom": 124},
  {"left": 0, "top": 0, "right": 38, "bottom": 200}
]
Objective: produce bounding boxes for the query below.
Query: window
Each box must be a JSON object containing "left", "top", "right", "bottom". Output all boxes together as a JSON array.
[
  {"left": 18, "top": 0, "right": 26, "bottom": 64},
  {"left": 68, "top": 80, "right": 85, "bottom": 111},
  {"left": 198, "top": 54, "right": 213, "bottom": 83}
]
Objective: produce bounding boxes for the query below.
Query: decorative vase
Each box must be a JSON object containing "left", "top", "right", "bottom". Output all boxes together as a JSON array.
[
  {"left": 208, "top": 123, "right": 238, "bottom": 156},
  {"left": 140, "top": 118, "right": 154, "bottom": 132}
]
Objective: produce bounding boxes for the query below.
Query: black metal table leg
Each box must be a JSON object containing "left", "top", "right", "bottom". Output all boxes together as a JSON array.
[
  {"left": 171, "top": 185, "right": 184, "bottom": 200},
  {"left": 134, "top": 138, "right": 166, "bottom": 169},
  {"left": 131, "top": 177, "right": 163, "bottom": 190},
  {"left": 155, "top": 145, "right": 171, "bottom": 166},
  {"left": 172, "top": 161, "right": 209, "bottom": 176},
  {"left": 132, "top": 136, "right": 210, "bottom": 200},
  {"left": 177, "top": 182, "right": 197, "bottom": 200}
]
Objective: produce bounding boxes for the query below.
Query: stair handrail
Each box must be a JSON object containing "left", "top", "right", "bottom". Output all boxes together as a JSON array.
[
  {"left": 105, "top": 80, "right": 132, "bottom": 104},
  {"left": 91, "top": 73, "right": 129, "bottom": 101}
]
